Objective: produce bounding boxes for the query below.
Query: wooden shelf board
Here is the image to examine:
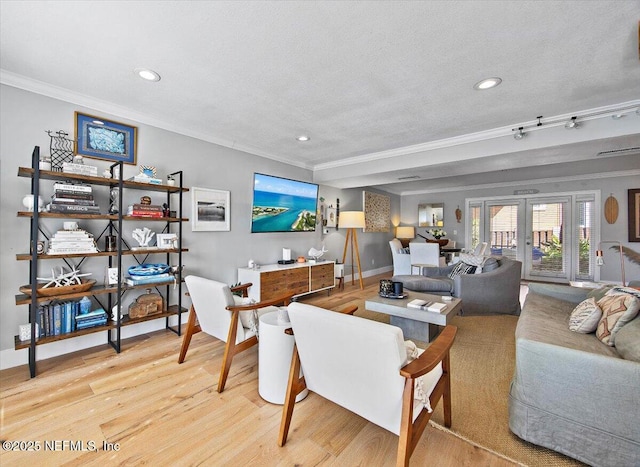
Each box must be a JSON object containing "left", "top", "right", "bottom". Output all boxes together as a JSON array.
[
  {"left": 18, "top": 167, "right": 189, "bottom": 193},
  {"left": 13, "top": 307, "right": 186, "bottom": 350},
  {"left": 17, "top": 212, "right": 188, "bottom": 223},
  {"left": 16, "top": 248, "right": 189, "bottom": 261},
  {"left": 15, "top": 279, "right": 184, "bottom": 305}
]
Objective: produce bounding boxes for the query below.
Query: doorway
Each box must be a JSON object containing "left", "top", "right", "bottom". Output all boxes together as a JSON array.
[{"left": 467, "top": 192, "right": 598, "bottom": 283}]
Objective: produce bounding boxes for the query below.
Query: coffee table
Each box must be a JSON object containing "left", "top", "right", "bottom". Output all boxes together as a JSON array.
[{"left": 365, "top": 291, "right": 461, "bottom": 342}]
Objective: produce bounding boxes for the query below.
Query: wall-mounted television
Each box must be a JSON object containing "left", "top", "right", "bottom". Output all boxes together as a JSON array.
[{"left": 251, "top": 173, "right": 319, "bottom": 233}]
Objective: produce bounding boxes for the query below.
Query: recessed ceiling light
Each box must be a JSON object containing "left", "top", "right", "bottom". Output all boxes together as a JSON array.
[
  {"left": 611, "top": 114, "right": 624, "bottom": 120},
  {"left": 135, "top": 68, "right": 161, "bottom": 82},
  {"left": 296, "top": 135, "right": 310, "bottom": 142},
  {"left": 473, "top": 77, "right": 502, "bottom": 90}
]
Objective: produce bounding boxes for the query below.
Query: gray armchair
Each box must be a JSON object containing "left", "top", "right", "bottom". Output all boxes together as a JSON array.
[{"left": 393, "top": 257, "right": 522, "bottom": 316}]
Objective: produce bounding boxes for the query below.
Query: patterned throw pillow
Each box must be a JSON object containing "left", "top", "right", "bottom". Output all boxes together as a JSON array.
[
  {"left": 569, "top": 298, "right": 602, "bottom": 333},
  {"left": 458, "top": 253, "right": 487, "bottom": 267},
  {"left": 596, "top": 294, "right": 640, "bottom": 346},
  {"left": 448, "top": 262, "right": 477, "bottom": 279}
]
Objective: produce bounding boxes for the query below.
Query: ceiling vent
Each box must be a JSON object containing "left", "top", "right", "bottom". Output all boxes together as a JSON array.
[
  {"left": 397, "top": 175, "right": 420, "bottom": 180},
  {"left": 596, "top": 147, "right": 640, "bottom": 157}
]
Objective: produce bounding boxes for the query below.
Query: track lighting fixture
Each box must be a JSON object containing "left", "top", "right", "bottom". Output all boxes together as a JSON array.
[
  {"left": 513, "top": 127, "right": 526, "bottom": 140},
  {"left": 564, "top": 116, "right": 579, "bottom": 129}
]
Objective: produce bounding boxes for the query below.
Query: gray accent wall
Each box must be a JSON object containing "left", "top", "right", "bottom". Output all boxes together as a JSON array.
[{"left": 0, "top": 85, "right": 398, "bottom": 368}]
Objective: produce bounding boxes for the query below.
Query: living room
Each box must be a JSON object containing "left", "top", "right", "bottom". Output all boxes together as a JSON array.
[{"left": 1, "top": 1, "right": 639, "bottom": 465}]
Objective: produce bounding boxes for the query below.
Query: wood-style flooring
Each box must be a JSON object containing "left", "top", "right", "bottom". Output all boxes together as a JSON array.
[{"left": 0, "top": 273, "right": 516, "bottom": 466}]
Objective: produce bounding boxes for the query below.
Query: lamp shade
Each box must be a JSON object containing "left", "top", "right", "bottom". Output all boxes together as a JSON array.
[
  {"left": 340, "top": 211, "right": 365, "bottom": 229},
  {"left": 396, "top": 226, "right": 415, "bottom": 239}
]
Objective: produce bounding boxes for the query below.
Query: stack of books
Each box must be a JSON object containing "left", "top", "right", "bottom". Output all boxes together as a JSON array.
[
  {"left": 126, "top": 203, "right": 164, "bottom": 218},
  {"left": 49, "top": 182, "right": 101, "bottom": 214},
  {"left": 47, "top": 228, "right": 99, "bottom": 255},
  {"left": 61, "top": 162, "right": 98, "bottom": 177},
  {"left": 407, "top": 299, "right": 447, "bottom": 313},
  {"left": 129, "top": 173, "right": 162, "bottom": 185},
  {"left": 36, "top": 300, "right": 80, "bottom": 337},
  {"left": 125, "top": 273, "right": 174, "bottom": 286},
  {"left": 75, "top": 308, "right": 108, "bottom": 330}
]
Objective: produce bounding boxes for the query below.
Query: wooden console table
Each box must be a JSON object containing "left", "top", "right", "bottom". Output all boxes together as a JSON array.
[{"left": 238, "top": 261, "right": 335, "bottom": 301}]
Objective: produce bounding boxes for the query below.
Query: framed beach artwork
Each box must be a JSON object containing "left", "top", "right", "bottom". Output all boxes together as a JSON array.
[
  {"left": 192, "top": 187, "right": 230, "bottom": 232},
  {"left": 74, "top": 112, "right": 137, "bottom": 164}
]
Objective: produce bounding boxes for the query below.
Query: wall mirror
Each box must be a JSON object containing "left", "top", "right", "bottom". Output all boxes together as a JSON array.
[{"left": 418, "top": 203, "right": 444, "bottom": 227}]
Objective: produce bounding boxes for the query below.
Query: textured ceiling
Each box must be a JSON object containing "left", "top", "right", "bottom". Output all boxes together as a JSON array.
[{"left": 1, "top": 1, "right": 639, "bottom": 192}]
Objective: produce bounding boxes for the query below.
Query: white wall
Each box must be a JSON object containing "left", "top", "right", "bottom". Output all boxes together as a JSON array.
[
  {"left": 0, "top": 85, "right": 398, "bottom": 369},
  {"left": 400, "top": 176, "right": 640, "bottom": 284}
]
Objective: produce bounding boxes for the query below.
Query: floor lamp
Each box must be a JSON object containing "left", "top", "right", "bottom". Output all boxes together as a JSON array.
[
  {"left": 340, "top": 211, "right": 365, "bottom": 290},
  {"left": 596, "top": 240, "right": 626, "bottom": 286}
]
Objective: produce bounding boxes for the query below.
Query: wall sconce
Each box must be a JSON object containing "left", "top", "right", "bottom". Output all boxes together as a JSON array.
[{"left": 596, "top": 241, "right": 626, "bottom": 286}]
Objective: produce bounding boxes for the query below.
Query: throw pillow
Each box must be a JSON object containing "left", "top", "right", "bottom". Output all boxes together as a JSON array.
[
  {"left": 458, "top": 253, "right": 486, "bottom": 266},
  {"left": 608, "top": 286, "right": 640, "bottom": 300},
  {"left": 448, "top": 261, "right": 476, "bottom": 279},
  {"left": 403, "top": 340, "right": 439, "bottom": 414},
  {"left": 404, "top": 340, "right": 420, "bottom": 363},
  {"left": 569, "top": 298, "right": 602, "bottom": 333},
  {"left": 596, "top": 294, "right": 640, "bottom": 346},
  {"left": 482, "top": 257, "right": 500, "bottom": 272},
  {"left": 586, "top": 285, "right": 616, "bottom": 301},
  {"left": 232, "top": 295, "right": 258, "bottom": 332},
  {"left": 613, "top": 316, "right": 640, "bottom": 363}
]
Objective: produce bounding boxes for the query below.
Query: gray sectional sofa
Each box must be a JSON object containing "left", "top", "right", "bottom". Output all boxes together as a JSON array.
[
  {"left": 392, "top": 256, "right": 522, "bottom": 316},
  {"left": 509, "top": 283, "right": 640, "bottom": 466}
]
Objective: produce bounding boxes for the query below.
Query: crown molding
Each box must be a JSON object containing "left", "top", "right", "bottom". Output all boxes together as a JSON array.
[
  {"left": 398, "top": 169, "right": 640, "bottom": 196},
  {"left": 314, "top": 99, "right": 640, "bottom": 171},
  {"left": 0, "top": 69, "right": 310, "bottom": 170}
]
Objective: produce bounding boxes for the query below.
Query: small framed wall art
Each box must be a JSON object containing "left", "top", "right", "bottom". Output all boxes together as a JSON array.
[
  {"left": 74, "top": 111, "right": 137, "bottom": 164},
  {"left": 192, "top": 187, "right": 230, "bottom": 232},
  {"left": 629, "top": 189, "right": 640, "bottom": 242}
]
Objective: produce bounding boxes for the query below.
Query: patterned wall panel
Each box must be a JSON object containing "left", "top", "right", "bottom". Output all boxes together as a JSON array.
[{"left": 363, "top": 191, "right": 390, "bottom": 232}]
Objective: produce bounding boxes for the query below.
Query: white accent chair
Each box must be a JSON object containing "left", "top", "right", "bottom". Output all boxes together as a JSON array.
[
  {"left": 278, "top": 302, "right": 457, "bottom": 467},
  {"left": 389, "top": 238, "right": 412, "bottom": 276},
  {"left": 178, "top": 276, "right": 293, "bottom": 392},
  {"left": 409, "top": 242, "right": 443, "bottom": 274}
]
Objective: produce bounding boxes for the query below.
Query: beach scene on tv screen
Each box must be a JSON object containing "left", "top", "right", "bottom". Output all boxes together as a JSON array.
[{"left": 251, "top": 174, "right": 318, "bottom": 232}]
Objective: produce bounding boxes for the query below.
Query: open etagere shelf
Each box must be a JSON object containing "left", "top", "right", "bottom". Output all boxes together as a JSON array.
[{"left": 16, "top": 146, "right": 189, "bottom": 377}]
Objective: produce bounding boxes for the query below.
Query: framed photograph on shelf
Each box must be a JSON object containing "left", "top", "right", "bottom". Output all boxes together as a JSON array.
[
  {"left": 74, "top": 111, "right": 137, "bottom": 164},
  {"left": 629, "top": 188, "right": 640, "bottom": 242},
  {"left": 192, "top": 187, "right": 230, "bottom": 232},
  {"left": 156, "top": 233, "right": 179, "bottom": 249}
]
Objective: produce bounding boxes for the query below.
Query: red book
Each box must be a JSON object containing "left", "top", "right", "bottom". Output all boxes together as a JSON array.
[{"left": 129, "top": 211, "right": 164, "bottom": 218}]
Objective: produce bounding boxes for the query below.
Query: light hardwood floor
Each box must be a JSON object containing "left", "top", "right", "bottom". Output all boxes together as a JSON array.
[{"left": 0, "top": 273, "right": 516, "bottom": 466}]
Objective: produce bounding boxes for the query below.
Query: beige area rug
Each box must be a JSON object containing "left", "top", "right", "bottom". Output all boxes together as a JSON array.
[{"left": 355, "top": 308, "right": 582, "bottom": 467}]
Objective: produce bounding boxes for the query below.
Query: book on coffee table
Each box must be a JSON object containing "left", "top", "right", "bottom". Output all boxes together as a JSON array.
[{"left": 407, "top": 299, "right": 431, "bottom": 310}]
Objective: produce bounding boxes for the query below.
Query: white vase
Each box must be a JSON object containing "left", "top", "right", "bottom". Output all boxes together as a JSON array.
[{"left": 22, "top": 194, "right": 44, "bottom": 212}]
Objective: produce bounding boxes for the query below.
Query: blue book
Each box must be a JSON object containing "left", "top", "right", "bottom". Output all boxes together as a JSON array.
[
  {"left": 64, "top": 302, "right": 73, "bottom": 334},
  {"left": 76, "top": 318, "right": 108, "bottom": 330},
  {"left": 125, "top": 275, "right": 173, "bottom": 286},
  {"left": 75, "top": 309, "right": 107, "bottom": 321},
  {"left": 53, "top": 303, "right": 62, "bottom": 336}
]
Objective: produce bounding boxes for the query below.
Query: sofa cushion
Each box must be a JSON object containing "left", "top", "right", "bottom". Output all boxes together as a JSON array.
[
  {"left": 569, "top": 298, "right": 602, "bottom": 333},
  {"left": 596, "top": 293, "right": 640, "bottom": 346},
  {"left": 482, "top": 257, "right": 500, "bottom": 272},
  {"left": 448, "top": 262, "right": 476, "bottom": 278},
  {"left": 586, "top": 284, "right": 616, "bottom": 301},
  {"left": 614, "top": 316, "right": 640, "bottom": 362},
  {"left": 527, "top": 283, "right": 589, "bottom": 304},
  {"left": 396, "top": 275, "right": 453, "bottom": 293}
]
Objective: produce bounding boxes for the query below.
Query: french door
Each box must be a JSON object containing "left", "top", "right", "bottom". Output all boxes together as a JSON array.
[{"left": 467, "top": 192, "right": 597, "bottom": 283}]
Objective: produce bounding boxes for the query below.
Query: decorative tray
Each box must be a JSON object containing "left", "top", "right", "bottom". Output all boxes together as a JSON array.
[
  {"left": 20, "top": 279, "right": 96, "bottom": 297},
  {"left": 379, "top": 292, "right": 408, "bottom": 299}
]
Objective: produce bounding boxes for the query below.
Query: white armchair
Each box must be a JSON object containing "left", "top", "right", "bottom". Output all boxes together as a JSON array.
[
  {"left": 178, "top": 276, "right": 293, "bottom": 392},
  {"left": 389, "top": 238, "right": 412, "bottom": 276},
  {"left": 278, "top": 302, "right": 457, "bottom": 466}
]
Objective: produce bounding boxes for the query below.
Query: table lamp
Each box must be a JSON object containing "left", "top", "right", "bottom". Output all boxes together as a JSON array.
[
  {"left": 396, "top": 226, "right": 415, "bottom": 248},
  {"left": 596, "top": 240, "right": 626, "bottom": 286},
  {"left": 340, "top": 211, "right": 366, "bottom": 289}
]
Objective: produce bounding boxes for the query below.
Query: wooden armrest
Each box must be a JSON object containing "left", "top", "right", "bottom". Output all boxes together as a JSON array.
[
  {"left": 284, "top": 328, "right": 294, "bottom": 335},
  {"left": 226, "top": 292, "right": 294, "bottom": 312},
  {"left": 336, "top": 304, "right": 358, "bottom": 315},
  {"left": 230, "top": 282, "right": 253, "bottom": 298},
  {"left": 399, "top": 325, "right": 457, "bottom": 379}
]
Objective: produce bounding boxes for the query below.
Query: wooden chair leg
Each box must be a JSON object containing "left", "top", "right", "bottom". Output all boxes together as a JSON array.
[
  {"left": 218, "top": 311, "right": 241, "bottom": 393},
  {"left": 397, "top": 377, "right": 415, "bottom": 467},
  {"left": 178, "top": 305, "right": 200, "bottom": 363},
  {"left": 443, "top": 353, "right": 452, "bottom": 428},
  {"left": 278, "top": 344, "right": 306, "bottom": 446}
]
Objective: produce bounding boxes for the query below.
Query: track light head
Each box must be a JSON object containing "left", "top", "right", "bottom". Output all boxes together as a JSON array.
[
  {"left": 565, "top": 116, "right": 579, "bottom": 129},
  {"left": 513, "top": 127, "right": 526, "bottom": 140}
]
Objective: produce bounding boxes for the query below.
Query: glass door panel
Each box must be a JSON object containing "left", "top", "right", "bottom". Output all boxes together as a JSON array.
[
  {"left": 527, "top": 199, "right": 568, "bottom": 280},
  {"left": 488, "top": 204, "right": 519, "bottom": 260}
]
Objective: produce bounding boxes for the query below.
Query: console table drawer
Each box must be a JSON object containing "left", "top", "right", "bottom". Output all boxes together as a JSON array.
[
  {"left": 310, "top": 263, "right": 334, "bottom": 290},
  {"left": 260, "top": 267, "right": 309, "bottom": 301}
]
